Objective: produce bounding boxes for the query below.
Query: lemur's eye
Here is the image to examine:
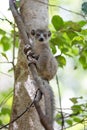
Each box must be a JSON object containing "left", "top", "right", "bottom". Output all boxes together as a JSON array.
[
  {"left": 44, "top": 34, "right": 47, "bottom": 38},
  {"left": 31, "top": 30, "right": 35, "bottom": 35},
  {"left": 36, "top": 33, "right": 40, "bottom": 37}
]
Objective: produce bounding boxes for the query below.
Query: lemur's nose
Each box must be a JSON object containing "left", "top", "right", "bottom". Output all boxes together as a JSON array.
[{"left": 39, "top": 37, "right": 44, "bottom": 41}]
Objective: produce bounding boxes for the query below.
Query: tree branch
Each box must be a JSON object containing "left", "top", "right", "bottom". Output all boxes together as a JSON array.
[{"left": 37, "top": 0, "right": 85, "bottom": 18}]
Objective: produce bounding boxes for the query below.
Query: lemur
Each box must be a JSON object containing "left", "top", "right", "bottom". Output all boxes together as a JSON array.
[{"left": 24, "top": 29, "right": 58, "bottom": 124}]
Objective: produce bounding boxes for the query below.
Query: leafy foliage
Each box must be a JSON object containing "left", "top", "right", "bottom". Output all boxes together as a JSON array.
[
  {"left": 0, "top": 22, "right": 17, "bottom": 126},
  {"left": 56, "top": 96, "right": 87, "bottom": 128},
  {"left": 51, "top": 15, "right": 87, "bottom": 68},
  {"left": 0, "top": 89, "right": 13, "bottom": 125}
]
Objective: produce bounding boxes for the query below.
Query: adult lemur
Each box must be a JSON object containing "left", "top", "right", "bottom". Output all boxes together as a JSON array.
[{"left": 24, "top": 29, "right": 58, "bottom": 124}]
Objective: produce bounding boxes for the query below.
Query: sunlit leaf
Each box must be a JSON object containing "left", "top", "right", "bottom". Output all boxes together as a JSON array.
[
  {"left": 78, "top": 20, "right": 87, "bottom": 27},
  {"left": 64, "top": 21, "right": 81, "bottom": 31},
  {"left": 72, "top": 46, "right": 79, "bottom": 56},
  {"left": 70, "top": 98, "right": 78, "bottom": 104},
  {"left": 0, "top": 29, "right": 6, "bottom": 35},
  {"left": 1, "top": 36, "right": 11, "bottom": 51},
  {"left": 56, "top": 55, "right": 66, "bottom": 67},
  {"left": 52, "top": 15, "right": 64, "bottom": 30},
  {"left": 66, "top": 119, "right": 73, "bottom": 126},
  {"left": 73, "top": 117, "right": 81, "bottom": 123},
  {"left": 79, "top": 55, "right": 86, "bottom": 65},
  {"left": 71, "top": 105, "right": 82, "bottom": 113}
]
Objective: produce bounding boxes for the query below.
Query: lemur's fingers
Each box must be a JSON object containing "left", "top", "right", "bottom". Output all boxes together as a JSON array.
[
  {"left": 24, "top": 44, "right": 32, "bottom": 55},
  {"left": 26, "top": 50, "right": 34, "bottom": 56}
]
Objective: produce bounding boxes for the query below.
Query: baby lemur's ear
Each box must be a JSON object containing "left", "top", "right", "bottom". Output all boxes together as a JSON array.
[
  {"left": 48, "top": 31, "right": 51, "bottom": 37},
  {"left": 31, "top": 29, "right": 36, "bottom": 35}
]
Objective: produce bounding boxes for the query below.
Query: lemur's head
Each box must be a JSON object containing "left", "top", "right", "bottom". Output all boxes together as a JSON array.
[{"left": 30, "top": 29, "right": 51, "bottom": 43}]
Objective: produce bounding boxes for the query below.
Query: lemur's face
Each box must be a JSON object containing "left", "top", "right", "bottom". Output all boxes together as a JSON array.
[{"left": 31, "top": 29, "right": 51, "bottom": 42}]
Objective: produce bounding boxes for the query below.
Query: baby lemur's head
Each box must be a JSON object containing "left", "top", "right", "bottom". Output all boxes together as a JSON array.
[{"left": 30, "top": 29, "right": 51, "bottom": 43}]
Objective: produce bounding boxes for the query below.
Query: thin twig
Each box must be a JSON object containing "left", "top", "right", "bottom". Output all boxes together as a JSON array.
[
  {"left": 0, "top": 16, "right": 13, "bottom": 25},
  {"left": 56, "top": 75, "right": 64, "bottom": 130},
  {"left": 0, "top": 61, "right": 13, "bottom": 64},
  {"left": 0, "top": 71, "right": 12, "bottom": 77}
]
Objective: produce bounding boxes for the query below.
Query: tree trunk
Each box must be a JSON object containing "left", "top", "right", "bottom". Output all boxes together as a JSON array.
[{"left": 9, "top": 0, "right": 48, "bottom": 130}]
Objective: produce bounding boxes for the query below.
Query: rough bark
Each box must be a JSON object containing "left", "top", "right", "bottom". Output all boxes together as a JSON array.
[{"left": 9, "top": 0, "right": 48, "bottom": 130}]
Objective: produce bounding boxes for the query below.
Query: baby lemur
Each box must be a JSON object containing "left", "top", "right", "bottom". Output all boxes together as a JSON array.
[{"left": 24, "top": 29, "right": 57, "bottom": 124}]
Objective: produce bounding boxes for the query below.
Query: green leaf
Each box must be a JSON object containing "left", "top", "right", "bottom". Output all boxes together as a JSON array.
[
  {"left": 71, "top": 105, "right": 82, "bottom": 113},
  {"left": 66, "top": 119, "right": 73, "bottom": 126},
  {"left": 52, "top": 15, "right": 64, "bottom": 30},
  {"left": 50, "top": 39, "right": 57, "bottom": 54},
  {"left": 78, "top": 20, "right": 87, "bottom": 27},
  {"left": 61, "top": 48, "right": 69, "bottom": 54},
  {"left": 56, "top": 55, "right": 66, "bottom": 67},
  {"left": 71, "top": 46, "right": 79, "bottom": 56},
  {"left": 79, "top": 55, "right": 87, "bottom": 69},
  {"left": 79, "top": 55, "right": 86, "bottom": 65},
  {"left": 64, "top": 21, "right": 81, "bottom": 31},
  {"left": 55, "top": 113, "right": 62, "bottom": 125},
  {"left": 56, "top": 113, "right": 61, "bottom": 120},
  {"left": 8, "top": 67, "right": 14, "bottom": 72},
  {"left": 81, "top": 29, "right": 87, "bottom": 35},
  {"left": 0, "top": 29, "right": 6, "bottom": 35},
  {"left": 1, "top": 52, "right": 8, "bottom": 61},
  {"left": 66, "top": 30, "right": 78, "bottom": 40},
  {"left": 1, "top": 107, "right": 11, "bottom": 116},
  {"left": 70, "top": 98, "right": 78, "bottom": 104},
  {"left": 73, "top": 117, "right": 81, "bottom": 123},
  {"left": 1, "top": 36, "right": 11, "bottom": 51},
  {"left": 0, "top": 120, "right": 2, "bottom": 125}
]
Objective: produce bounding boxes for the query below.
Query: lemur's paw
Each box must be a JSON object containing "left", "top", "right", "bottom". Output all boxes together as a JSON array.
[{"left": 24, "top": 44, "right": 31, "bottom": 55}]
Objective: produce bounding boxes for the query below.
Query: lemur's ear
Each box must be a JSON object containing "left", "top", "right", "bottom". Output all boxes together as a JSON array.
[
  {"left": 31, "top": 29, "right": 35, "bottom": 35},
  {"left": 48, "top": 31, "right": 51, "bottom": 37}
]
